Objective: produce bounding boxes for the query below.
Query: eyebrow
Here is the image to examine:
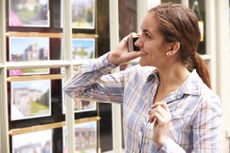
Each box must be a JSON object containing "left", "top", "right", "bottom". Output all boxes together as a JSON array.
[{"left": 142, "top": 28, "right": 152, "bottom": 36}]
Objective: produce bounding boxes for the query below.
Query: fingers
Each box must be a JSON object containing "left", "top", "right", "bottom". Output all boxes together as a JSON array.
[
  {"left": 148, "top": 106, "right": 167, "bottom": 123},
  {"left": 130, "top": 32, "right": 139, "bottom": 38},
  {"left": 109, "top": 32, "right": 142, "bottom": 65},
  {"left": 121, "top": 32, "right": 137, "bottom": 42},
  {"left": 151, "top": 101, "right": 169, "bottom": 111},
  {"left": 148, "top": 102, "right": 171, "bottom": 125},
  {"left": 122, "top": 32, "right": 139, "bottom": 42},
  {"left": 123, "top": 51, "right": 142, "bottom": 61}
]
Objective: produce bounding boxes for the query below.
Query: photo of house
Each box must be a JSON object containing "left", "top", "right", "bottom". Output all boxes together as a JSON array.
[
  {"left": 9, "top": 0, "right": 50, "bottom": 27},
  {"left": 11, "top": 80, "right": 51, "bottom": 120},
  {"left": 9, "top": 37, "right": 50, "bottom": 75},
  {"left": 62, "top": 98, "right": 96, "bottom": 114},
  {"left": 74, "top": 99, "right": 96, "bottom": 113},
  {"left": 72, "top": 38, "right": 95, "bottom": 60},
  {"left": 63, "top": 121, "right": 97, "bottom": 153},
  {"left": 9, "top": 37, "right": 49, "bottom": 62},
  {"left": 72, "top": 0, "right": 95, "bottom": 29},
  {"left": 12, "top": 129, "right": 52, "bottom": 153}
]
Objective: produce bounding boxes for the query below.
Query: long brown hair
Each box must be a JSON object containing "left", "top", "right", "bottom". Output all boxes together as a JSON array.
[{"left": 149, "top": 3, "right": 211, "bottom": 88}]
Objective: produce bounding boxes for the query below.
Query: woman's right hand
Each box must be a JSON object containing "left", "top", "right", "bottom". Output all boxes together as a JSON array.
[{"left": 107, "top": 33, "right": 144, "bottom": 65}]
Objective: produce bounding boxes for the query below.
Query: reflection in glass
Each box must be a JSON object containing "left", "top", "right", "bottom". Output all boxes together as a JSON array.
[
  {"left": 119, "top": 0, "right": 137, "bottom": 39},
  {"left": 161, "top": 0, "right": 181, "bottom": 3},
  {"left": 189, "top": 0, "right": 206, "bottom": 54},
  {"left": 192, "top": 0, "right": 204, "bottom": 42}
]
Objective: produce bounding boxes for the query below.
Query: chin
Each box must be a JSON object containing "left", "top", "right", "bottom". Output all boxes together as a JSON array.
[
  {"left": 139, "top": 60, "right": 154, "bottom": 67},
  {"left": 139, "top": 59, "right": 147, "bottom": 66}
]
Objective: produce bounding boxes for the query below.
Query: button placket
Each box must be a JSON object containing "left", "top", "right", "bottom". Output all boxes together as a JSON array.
[{"left": 138, "top": 114, "right": 152, "bottom": 153}]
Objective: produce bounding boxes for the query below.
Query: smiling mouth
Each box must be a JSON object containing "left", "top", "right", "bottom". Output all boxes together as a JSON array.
[{"left": 140, "top": 51, "right": 147, "bottom": 56}]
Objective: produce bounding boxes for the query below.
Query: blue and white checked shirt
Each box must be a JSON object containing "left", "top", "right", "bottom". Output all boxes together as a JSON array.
[{"left": 64, "top": 54, "right": 222, "bottom": 153}]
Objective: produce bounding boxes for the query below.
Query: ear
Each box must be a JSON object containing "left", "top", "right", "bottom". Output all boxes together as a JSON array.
[{"left": 166, "top": 42, "right": 180, "bottom": 56}]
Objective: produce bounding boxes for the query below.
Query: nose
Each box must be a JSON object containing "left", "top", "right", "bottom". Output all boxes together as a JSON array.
[{"left": 134, "top": 37, "right": 143, "bottom": 48}]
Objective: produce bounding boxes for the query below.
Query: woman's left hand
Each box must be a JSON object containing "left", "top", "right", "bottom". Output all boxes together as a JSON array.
[{"left": 148, "top": 101, "right": 171, "bottom": 148}]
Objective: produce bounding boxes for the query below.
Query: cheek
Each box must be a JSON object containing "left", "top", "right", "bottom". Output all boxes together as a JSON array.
[
  {"left": 147, "top": 44, "right": 165, "bottom": 57},
  {"left": 146, "top": 48, "right": 156, "bottom": 59}
]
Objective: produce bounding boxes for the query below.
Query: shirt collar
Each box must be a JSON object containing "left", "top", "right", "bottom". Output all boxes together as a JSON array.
[
  {"left": 146, "top": 69, "right": 203, "bottom": 96},
  {"left": 146, "top": 68, "right": 159, "bottom": 82},
  {"left": 178, "top": 69, "right": 203, "bottom": 96}
]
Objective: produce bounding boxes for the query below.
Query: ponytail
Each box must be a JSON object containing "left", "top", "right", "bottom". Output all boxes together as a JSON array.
[
  {"left": 149, "top": 3, "right": 211, "bottom": 88},
  {"left": 192, "top": 53, "right": 211, "bottom": 88}
]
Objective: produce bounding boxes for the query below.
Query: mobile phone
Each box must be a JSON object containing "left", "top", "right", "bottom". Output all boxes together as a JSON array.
[{"left": 128, "top": 36, "right": 140, "bottom": 52}]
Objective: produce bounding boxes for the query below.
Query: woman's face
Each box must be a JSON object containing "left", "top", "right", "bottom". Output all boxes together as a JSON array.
[{"left": 135, "top": 13, "right": 171, "bottom": 68}]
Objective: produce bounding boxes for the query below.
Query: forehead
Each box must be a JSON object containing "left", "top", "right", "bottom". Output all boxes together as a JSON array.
[{"left": 141, "top": 13, "right": 159, "bottom": 33}]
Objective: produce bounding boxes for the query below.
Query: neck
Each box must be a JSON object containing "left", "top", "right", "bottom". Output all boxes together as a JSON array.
[{"left": 157, "top": 63, "right": 190, "bottom": 90}]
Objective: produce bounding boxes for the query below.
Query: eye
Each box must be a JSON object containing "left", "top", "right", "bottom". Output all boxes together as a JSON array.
[
  {"left": 143, "top": 32, "right": 151, "bottom": 38},
  {"left": 140, "top": 29, "right": 152, "bottom": 39}
]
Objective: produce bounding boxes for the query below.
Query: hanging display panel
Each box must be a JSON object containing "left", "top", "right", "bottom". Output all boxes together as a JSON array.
[
  {"left": 60, "top": 0, "right": 96, "bottom": 30},
  {"left": 10, "top": 79, "right": 51, "bottom": 121},
  {"left": 72, "top": 0, "right": 96, "bottom": 29},
  {"left": 9, "top": 0, "right": 50, "bottom": 27},
  {"left": 8, "top": 37, "right": 50, "bottom": 75},
  {"left": 63, "top": 121, "right": 97, "bottom": 153},
  {"left": 11, "top": 129, "right": 53, "bottom": 153},
  {"left": 72, "top": 38, "right": 95, "bottom": 60},
  {"left": 9, "top": 37, "right": 49, "bottom": 62}
]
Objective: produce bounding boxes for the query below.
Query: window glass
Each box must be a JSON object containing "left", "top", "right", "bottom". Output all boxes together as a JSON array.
[{"left": 6, "top": 0, "right": 113, "bottom": 153}]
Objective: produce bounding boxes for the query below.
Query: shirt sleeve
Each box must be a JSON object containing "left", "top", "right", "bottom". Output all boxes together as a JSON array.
[
  {"left": 63, "top": 53, "right": 125, "bottom": 104},
  {"left": 158, "top": 138, "right": 186, "bottom": 153}
]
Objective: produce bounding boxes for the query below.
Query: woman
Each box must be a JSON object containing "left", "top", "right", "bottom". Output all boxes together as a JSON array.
[{"left": 64, "top": 3, "right": 222, "bottom": 153}]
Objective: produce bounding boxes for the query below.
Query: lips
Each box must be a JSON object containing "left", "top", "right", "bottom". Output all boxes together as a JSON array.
[{"left": 140, "top": 51, "right": 147, "bottom": 56}]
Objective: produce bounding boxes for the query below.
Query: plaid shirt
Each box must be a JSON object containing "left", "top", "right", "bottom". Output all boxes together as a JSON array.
[{"left": 64, "top": 54, "right": 222, "bottom": 153}]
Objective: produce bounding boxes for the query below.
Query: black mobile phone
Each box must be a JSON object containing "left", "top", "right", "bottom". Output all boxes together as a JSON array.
[{"left": 128, "top": 37, "right": 140, "bottom": 52}]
